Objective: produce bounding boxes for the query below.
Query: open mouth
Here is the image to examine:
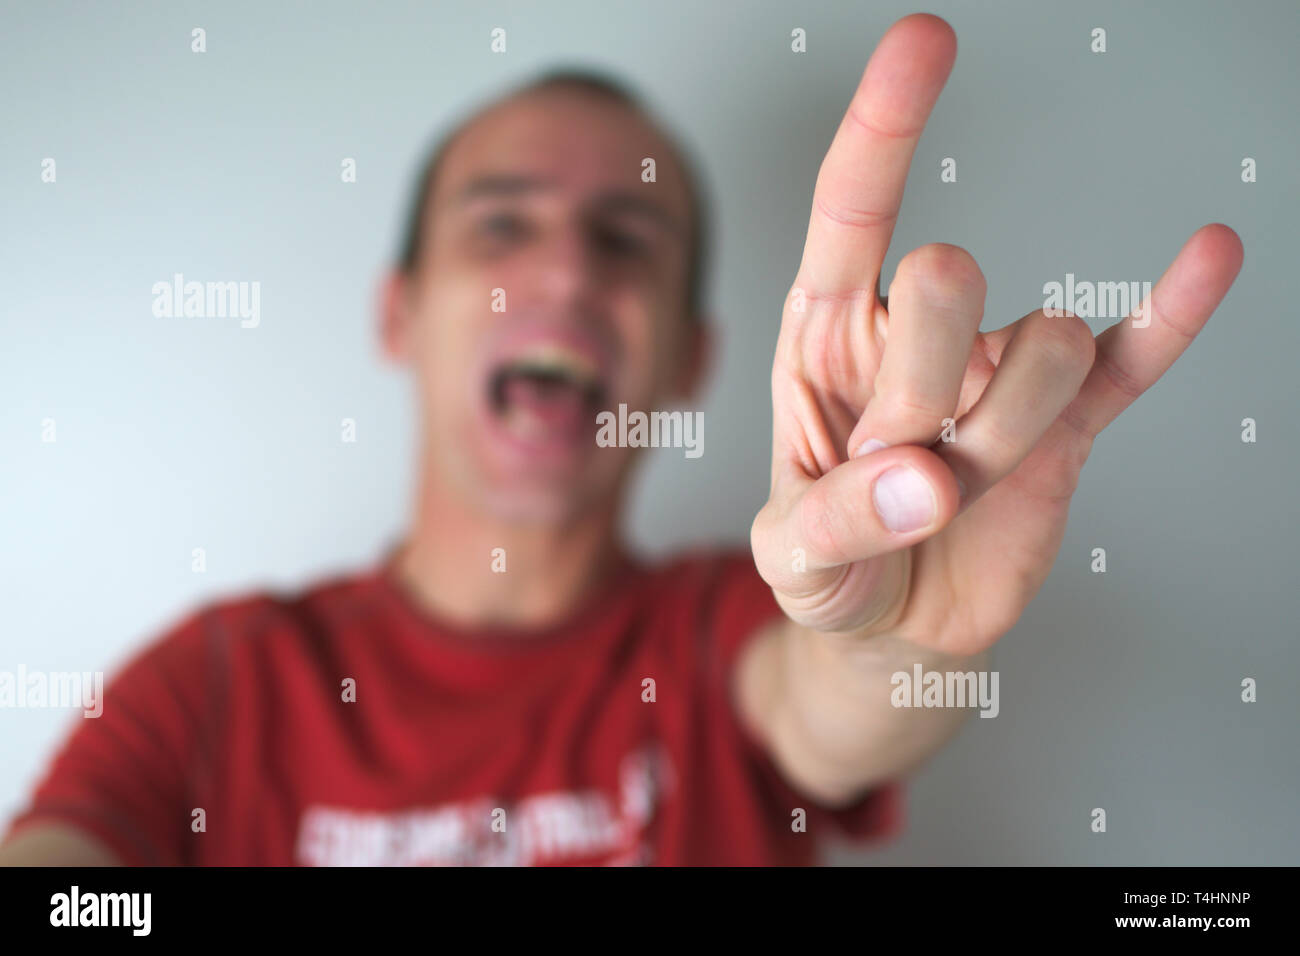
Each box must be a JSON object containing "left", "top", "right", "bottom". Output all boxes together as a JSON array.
[{"left": 486, "top": 343, "right": 608, "bottom": 444}]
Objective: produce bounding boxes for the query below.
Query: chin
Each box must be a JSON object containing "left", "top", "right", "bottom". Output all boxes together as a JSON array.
[
  {"left": 471, "top": 473, "right": 605, "bottom": 525},
  {"left": 467, "top": 447, "right": 629, "bottom": 528}
]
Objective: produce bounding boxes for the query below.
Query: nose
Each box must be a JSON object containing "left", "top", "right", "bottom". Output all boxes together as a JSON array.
[{"left": 527, "top": 222, "right": 600, "bottom": 311}]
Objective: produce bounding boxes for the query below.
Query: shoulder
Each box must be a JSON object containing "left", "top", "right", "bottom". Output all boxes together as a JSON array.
[{"left": 129, "top": 566, "right": 383, "bottom": 678}]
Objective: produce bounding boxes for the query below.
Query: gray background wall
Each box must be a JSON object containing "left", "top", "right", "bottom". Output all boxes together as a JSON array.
[{"left": 2, "top": 0, "right": 1296, "bottom": 864}]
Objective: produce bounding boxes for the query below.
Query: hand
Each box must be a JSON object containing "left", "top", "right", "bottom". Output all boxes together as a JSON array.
[{"left": 750, "top": 14, "right": 1243, "bottom": 653}]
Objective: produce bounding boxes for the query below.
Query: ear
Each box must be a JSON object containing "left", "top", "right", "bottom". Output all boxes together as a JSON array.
[
  {"left": 378, "top": 270, "right": 413, "bottom": 363},
  {"left": 672, "top": 314, "right": 714, "bottom": 405}
]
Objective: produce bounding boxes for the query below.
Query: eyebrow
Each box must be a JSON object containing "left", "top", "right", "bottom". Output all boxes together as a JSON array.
[
  {"left": 452, "top": 175, "right": 686, "bottom": 239},
  {"left": 453, "top": 174, "right": 557, "bottom": 203}
]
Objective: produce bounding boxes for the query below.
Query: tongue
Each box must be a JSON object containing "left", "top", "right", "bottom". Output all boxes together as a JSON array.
[{"left": 503, "top": 375, "right": 589, "bottom": 433}]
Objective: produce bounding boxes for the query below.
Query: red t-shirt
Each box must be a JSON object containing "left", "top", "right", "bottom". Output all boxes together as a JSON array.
[{"left": 7, "top": 549, "right": 902, "bottom": 865}]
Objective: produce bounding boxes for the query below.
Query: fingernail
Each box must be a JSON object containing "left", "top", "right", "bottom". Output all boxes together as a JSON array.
[
  {"left": 873, "top": 466, "right": 936, "bottom": 533},
  {"left": 852, "top": 438, "right": 888, "bottom": 459}
]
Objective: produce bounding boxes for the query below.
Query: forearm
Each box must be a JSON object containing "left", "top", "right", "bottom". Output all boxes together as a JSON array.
[{"left": 738, "top": 617, "right": 990, "bottom": 807}]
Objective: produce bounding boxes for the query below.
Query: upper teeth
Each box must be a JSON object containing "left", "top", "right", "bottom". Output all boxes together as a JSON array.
[{"left": 507, "top": 345, "right": 599, "bottom": 385}]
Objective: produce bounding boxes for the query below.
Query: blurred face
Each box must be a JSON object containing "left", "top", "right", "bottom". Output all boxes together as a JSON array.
[{"left": 386, "top": 87, "right": 704, "bottom": 524}]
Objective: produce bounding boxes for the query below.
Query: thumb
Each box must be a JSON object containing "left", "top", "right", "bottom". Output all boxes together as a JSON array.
[{"left": 753, "top": 444, "right": 959, "bottom": 627}]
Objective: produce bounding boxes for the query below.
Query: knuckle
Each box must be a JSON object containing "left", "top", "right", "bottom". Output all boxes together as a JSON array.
[
  {"left": 798, "top": 481, "right": 853, "bottom": 565},
  {"left": 873, "top": 382, "right": 953, "bottom": 432},
  {"left": 896, "top": 243, "right": 986, "bottom": 300},
  {"left": 813, "top": 192, "right": 897, "bottom": 231},
  {"left": 750, "top": 502, "right": 774, "bottom": 549},
  {"left": 1024, "top": 311, "right": 1096, "bottom": 372},
  {"left": 750, "top": 504, "right": 785, "bottom": 583},
  {"left": 979, "top": 602, "right": 1024, "bottom": 646},
  {"left": 1095, "top": 348, "right": 1146, "bottom": 400},
  {"left": 971, "top": 415, "right": 1023, "bottom": 463}
]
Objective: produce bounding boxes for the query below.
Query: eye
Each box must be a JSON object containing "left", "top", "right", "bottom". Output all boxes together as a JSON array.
[
  {"left": 593, "top": 224, "right": 650, "bottom": 257},
  {"left": 479, "top": 212, "right": 529, "bottom": 240}
]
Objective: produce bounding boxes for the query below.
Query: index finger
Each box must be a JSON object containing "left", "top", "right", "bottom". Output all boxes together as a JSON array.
[{"left": 796, "top": 14, "right": 957, "bottom": 299}]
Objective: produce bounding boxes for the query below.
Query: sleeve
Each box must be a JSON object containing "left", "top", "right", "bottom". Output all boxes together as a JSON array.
[
  {"left": 3, "top": 612, "right": 218, "bottom": 866},
  {"left": 702, "top": 549, "right": 905, "bottom": 843}
]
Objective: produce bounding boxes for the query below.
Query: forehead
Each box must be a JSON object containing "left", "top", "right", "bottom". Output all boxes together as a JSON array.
[{"left": 431, "top": 87, "right": 692, "bottom": 221}]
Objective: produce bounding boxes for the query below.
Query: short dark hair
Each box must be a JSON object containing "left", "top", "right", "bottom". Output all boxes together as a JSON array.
[{"left": 395, "top": 68, "right": 711, "bottom": 318}]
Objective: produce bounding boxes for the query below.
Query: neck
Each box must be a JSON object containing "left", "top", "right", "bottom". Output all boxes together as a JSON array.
[{"left": 392, "top": 448, "right": 630, "bottom": 630}]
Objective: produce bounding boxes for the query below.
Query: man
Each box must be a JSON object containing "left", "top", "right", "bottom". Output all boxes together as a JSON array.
[{"left": 1, "top": 14, "right": 1241, "bottom": 865}]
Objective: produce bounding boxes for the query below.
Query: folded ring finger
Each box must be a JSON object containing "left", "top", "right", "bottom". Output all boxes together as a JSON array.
[{"left": 935, "top": 310, "right": 1096, "bottom": 501}]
